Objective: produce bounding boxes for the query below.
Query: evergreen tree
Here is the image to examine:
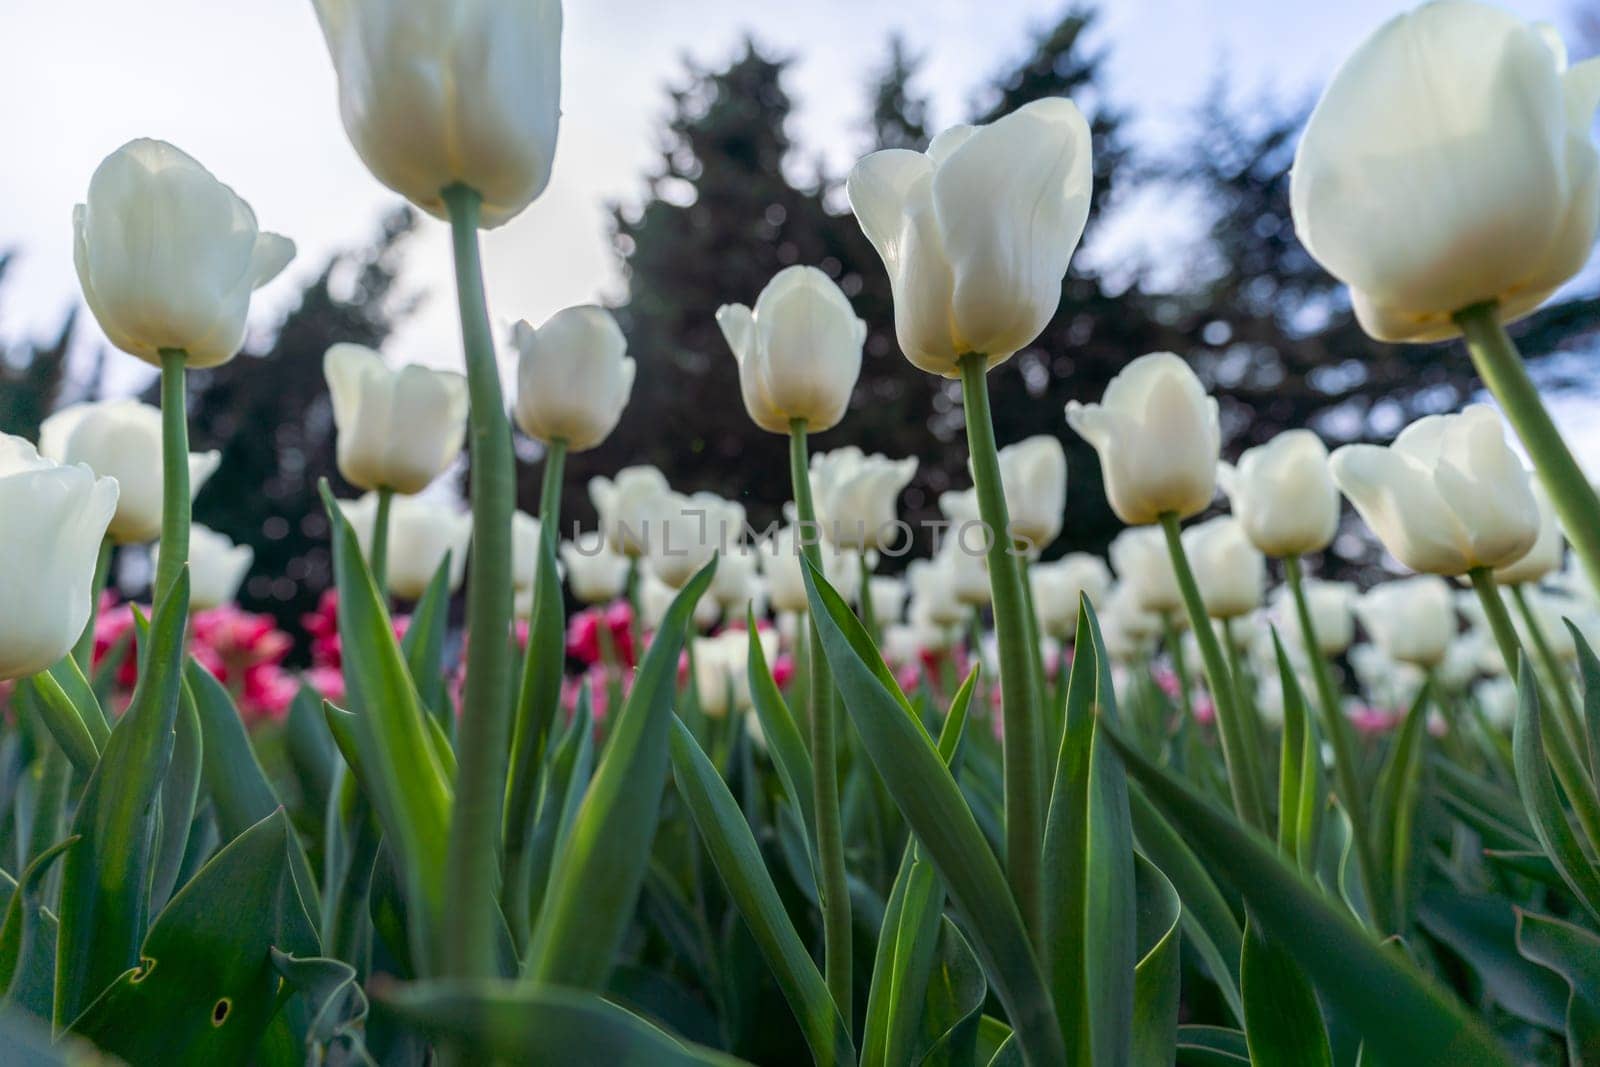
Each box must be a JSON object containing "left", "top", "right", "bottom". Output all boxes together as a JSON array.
[{"left": 0, "top": 255, "right": 82, "bottom": 443}]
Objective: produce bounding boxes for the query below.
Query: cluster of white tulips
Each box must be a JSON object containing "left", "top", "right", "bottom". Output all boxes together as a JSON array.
[{"left": 5, "top": 0, "right": 1600, "bottom": 1063}]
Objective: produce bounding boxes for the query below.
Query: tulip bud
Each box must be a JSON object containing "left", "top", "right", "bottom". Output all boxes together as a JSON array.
[
  {"left": 847, "top": 98, "right": 1093, "bottom": 375},
  {"left": 1494, "top": 482, "right": 1564, "bottom": 585},
  {"left": 1109, "top": 526, "right": 1183, "bottom": 617},
  {"left": 1066, "top": 353, "right": 1220, "bottom": 525},
  {"left": 74, "top": 139, "right": 293, "bottom": 368},
  {"left": 809, "top": 447, "right": 917, "bottom": 551},
  {"left": 1330, "top": 405, "right": 1539, "bottom": 575},
  {"left": 1182, "top": 516, "right": 1265, "bottom": 620},
  {"left": 560, "top": 530, "right": 631, "bottom": 606},
  {"left": 590, "top": 466, "right": 671, "bottom": 557},
  {"left": 995, "top": 435, "right": 1067, "bottom": 552},
  {"left": 513, "top": 306, "right": 636, "bottom": 452},
  {"left": 311, "top": 0, "right": 562, "bottom": 228},
  {"left": 154, "top": 524, "right": 252, "bottom": 611},
  {"left": 40, "top": 399, "right": 220, "bottom": 546},
  {"left": 1218, "top": 430, "right": 1340, "bottom": 557},
  {"left": 341, "top": 493, "right": 470, "bottom": 600},
  {"left": 761, "top": 524, "right": 860, "bottom": 614},
  {"left": 0, "top": 434, "right": 119, "bottom": 680},
  {"left": 1030, "top": 553, "right": 1112, "bottom": 639},
  {"left": 324, "top": 344, "right": 468, "bottom": 494},
  {"left": 1270, "top": 579, "right": 1357, "bottom": 656},
  {"left": 867, "top": 575, "right": 909, "bottom": 625},
  {"left": 717, "top": 266, "right": 866, "bottom": 434},
  {"left": 1291, "top": 1, "right": 1600, "bottom": 341},
  {"left": 1356, "top": 576, "right": 1457, "bottom": 667}
]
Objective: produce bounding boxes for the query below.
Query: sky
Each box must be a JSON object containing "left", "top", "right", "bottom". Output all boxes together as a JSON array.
[{"left": 0, "top": 0, "right": 1587, "bottom": 444}]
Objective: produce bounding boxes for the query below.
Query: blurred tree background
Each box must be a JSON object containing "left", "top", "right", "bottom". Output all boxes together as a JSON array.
[{"left": 5, "top": 2, "right": 1600, "bottom": 647}]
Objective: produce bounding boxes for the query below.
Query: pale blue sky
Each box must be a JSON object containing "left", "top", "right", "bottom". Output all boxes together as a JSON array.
[{"left": 0, "top": 0, "right": 1580, "bottom": 400}]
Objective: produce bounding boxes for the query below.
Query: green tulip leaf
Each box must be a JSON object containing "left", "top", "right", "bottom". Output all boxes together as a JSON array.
[
  {"left": 66, "top": 808, "right": 318, "bottom": 1064},
  {"left": 373, "top": 978, "right": 751, "bottom": 1065},
  {"left": 524, "top": 558, "right": 717, "bottom": 991},
  {"left": 1369, "top": 680, "right": 1430, "bottom": 933},
  {"left": 1132, "top": 853, "right": 1182, "bottom": 1067},
  {"left": 1512, "top": 660, "right": 1600, "bottom": 926},
  {"left": 800, "top": 556, "right": 1066, "bottom": 1067},
  {"left": 151, "top": 679, "right": 204, "bottom": 914},
  {"left": 0, "top": 837, "right": 75, "bottom": 1019},
  {"left": 270, "top": 948, "right": 374, "bottom": 1066},
  {"left": 746, "top": 608, "right": 818, "bottom": 858},
  {"left": 1240, "top": 913, "right": 1331, "bottom": 1067},
  {"left": 1513, "top": 908, "right": 1600, "bottom": 1063},
  {"left": 1175, "top": 1025, "right": 1249, "bottom": 1066},
  {"left": 400, "top": 549, "right": 455, "bottom": 725},
  {"left": 1417, "top": 887, "right": 1565, "bottom": 1033}
]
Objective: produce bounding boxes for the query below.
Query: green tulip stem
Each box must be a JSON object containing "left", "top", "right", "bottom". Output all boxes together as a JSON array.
[
  {"left": 539, "top": 438, "right": 568, "bottom": 530},
  {"left": 1158, "top": 510, "right": 1268, "bottom": 831},
  {"left": 155, "top": 348, "right": 191, "bottom": 607},
  {"left": 1283, "top": 555, "right": 1375, "bottom": 891},
  {"left": 370, "top": 487, "right": 394, "bottom": 596},
  {"left": 73, "top": 538, "right": 113, "bottom": 669},
  {"left": 1456, "top": 302, "right": 1600, "bottom": 598},
  {"left": 957, "top": 353, "right": 1043, "bottom": 939},
  {"left": 1161, "top": 613, "right": 1194, "bottom": 722},
  {"left": 1508, "top": 583, "right": 1586, "bottom": 759},
  {"left": 856, "top": 552, "right": 878, "bottom": 641},
  {"left": 1469, "top": 567, "right": 1600, "bottom": 851},
  {"left": 441, "top": 183, "right": 518, "bottom": 979},
  {"left": 788, "top": 417, "right": 851, "bottom": 1027}
]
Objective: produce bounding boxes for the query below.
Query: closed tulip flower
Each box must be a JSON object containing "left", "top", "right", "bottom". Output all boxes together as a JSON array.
[
  {"left": 560, "top": 530, "right": 630, "bottom": 606},
  {"left": 74, "top": 139, "right": 294, "bottom": 369},
  {"left": 996, "top": 435, "right": 1068, "bottom": 551},
  {"left": 810, "top": 446, "right": 918, "bottom": 550},
  {"left": 1494, "top": 482, "right": 1564, "bottom": 585},
  {"left": 341, "top": 493, "right": 470, "bottom": 601},
  {"left": 937, "top": 490, "right": 994, "bottom": 606},
  {"left": 1330, "top": 405, "right": 1539, "bottom": 575},
  {"left": 717, "top": 267, "right": 866, "bottom": 434},
  {"left": 0, "top": 434, "right": 119, "bottom": 680},
  {"left": 647, "top": 492, "right": 744, "bottom": 590},
  {"left": 1099, "top": 585, "right": 1163, "bottom": 664},
  {"left": 867, "top": 575, "right": 908, "bottom": 625},
  {"left": 1356, "top": 576, "right": 1458, "bottom": 668},
  {"left": 906, "top": 556, "right": 967, "bottom": 628},
  {"left": 1109, "top": 526, "right": 1183, "bottom": 617},
  {"left": 639, "top": 572, "right": 721, "bottom": 633},
  {"left": 1183, "top": 516, "right": 1266, "bottom": 619},
  {"left": 1271, "top": 579, "right": 1357, "bottom": 656},
  {"left": 324, "top": 344, "right": 468, "bottom": 494},
  {"left": 1290, "top": 1, "right": 1600, "bottom": 342},
  {"left": 761, "top": 524, "right": 860, "bottom": 614},
  {"left": 709, "top": 543, "right": 763, "bottom": 612},
  {"left": 590, "top": 466, "right": 671, "bottom": 557},
  {"left": 40, "top": 399, "right": 220, "bottom": 546},
  {"left": 311, "top": 0, "right": 562, "bottom": 228},
  {"left": 1218, "top": 430, "right": 1339, "bottom": 557},
  {"left": 1031, "top": 553, "right": 1112, "bottom": 639},
  {"left": 513, "top": 306, "right": 636, "bottom": 452},
  {"left": 155, "top": 524, "right": 252, "bottom": 611},
  {"left": 846, "top": 98, "right": 1093, "bottom": 375},
  {"left": 1067, "top": 353, "right": 1220, "bottom": 525}
]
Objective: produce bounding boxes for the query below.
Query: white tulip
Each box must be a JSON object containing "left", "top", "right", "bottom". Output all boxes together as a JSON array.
[
  {"left": 809, "top": 447, "right": 917, "bottom": 551},
  {"left": 996, "top": 435, "right": 1067, "bottom": 551},
  {"left": 74, "top": 139, "right": 293, "bottom": 369},
  {"left": 1218, "top": 430, "right": 1339, "bottom": 557},
  {"left": 0, "top": 434, "right": 119, "bottom": 680},
  {"left": 717, "top": 266, "right": 865, "bottom": 434},
  {"left": 1356, "top": 576, "right": 1457, "bottom": 667},
  {"left": 1330, "top": 405, "right": 1539, "bottom": 575},
  {"left": 1109, "top": 526, "right": 1183, "bottom": 617},
  {"left": 639, "top": 571, "right": 720, "bottom": 633},
  {"left": 1183, "top": 516, "right": 1266, "bottom": 620},
  {"left": 935, "top": 492, "right": 993, "bottom": 607},
  {"left": 646, "top": 492, "right": 743, "bottom": 590},
  {"left": 760, "top": 524, "right": 859, "bottom": 614},
  {"left": 311, "top": 0, "right": 562, "bottom": 228},
  {"left": 847, "top": 98, "right": 1093, "bottom": 375},
  {"left": 1031, "top": 553, "right": 1113, "bottom": 639},
  {"left": 341, "top": 492, "right": 470, "bottom": 600},
  {"left": 906, "top": 556, "right": 967, "bottom": 629},
  {"left": 324, "top": 344, "right": 467, "bottom": 494},
  {"left": 1474, "top": 675, "right": 1518, "bottom": 730},
  {"left": 867, "top": 575, "right": 908, "bottom": 625},
  {"left": 512, "top": 306, "right": 636, "bottom": 452},
  {"left": 693, "top": 628, "right": 779, "bottom": 719},
  {"left": 1349, "top": 642, "right": 1428, "bottom": 708},
  {"left": 39, "top": 399, "right": 220, "bottom": 546},
  {"left": 590, "top": 466, "right": 671, "bottom": 557},
  {"left": 155, "top": 524, "right": 252, "bottom": 611},
  {"left": 1066, "top": 353, "right": 1220, "bottom": 525},
  {"left": 709, "top": 542, "right": 763, "bottom": 613},
  {"left": 510, "top": 510, "right": 549, "bottom": 596},
  {"left": 1098, "top": 584, "right": 1163, "bottom": 664},
  {"left": 1270, "top": 579, "right": 1357, "bottom": 656},
  {"left": 560, "top": 530, "right": 630, "bottom": 606},
  {"left": 1290, "top": 1, "right": 1600, "bottom": 342},
  {"left": 1494, "top": 482, "right": 1564, "bottom": 585}
]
